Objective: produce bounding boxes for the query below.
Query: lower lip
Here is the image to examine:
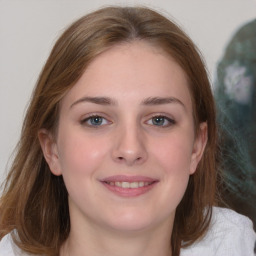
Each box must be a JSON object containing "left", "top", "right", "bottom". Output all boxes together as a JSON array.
[{"left": 101, "top": 182, "right": 158, "bottom": 197}]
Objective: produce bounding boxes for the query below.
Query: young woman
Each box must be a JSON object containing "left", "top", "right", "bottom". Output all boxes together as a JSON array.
[{"left": 0, "top": 6, "right": 255, "bottom": 256}]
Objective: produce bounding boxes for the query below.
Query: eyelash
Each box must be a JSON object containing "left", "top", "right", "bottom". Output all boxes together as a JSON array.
[
  {"left": 146, "top": 115, "right": 176, "bottom": 128},
  {"left": 80, "top": 114, "right": 176, "bottom": 128},
  {"left": 80, "top": 114, "right": 110, "bottom": 127}
]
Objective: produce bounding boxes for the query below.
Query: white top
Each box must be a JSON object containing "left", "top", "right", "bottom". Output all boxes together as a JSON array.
[
  {"left": 0, "top": 207, "right": 255, "bottom": 256},
  {"left": 180, "top": 207, "right": 256, "bottom": 256}
]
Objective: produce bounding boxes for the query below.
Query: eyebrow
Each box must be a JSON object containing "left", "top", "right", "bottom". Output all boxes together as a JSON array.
[
  {"left": 141, "top": 97, "right": 185, "bottom": 108},
  {"left": 70, "top": 97, "right": 117, "bottom": 109},
  {"left": 70, "top": 96, "right": 185, "bottom": 109}
]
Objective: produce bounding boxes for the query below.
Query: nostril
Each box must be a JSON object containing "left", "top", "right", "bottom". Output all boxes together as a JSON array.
[
  {"left": 116, "top": 156, "right": 141, "bottom": 163},
  {"left": 113, "top": 150, "right": 147, "bottom": 165}
]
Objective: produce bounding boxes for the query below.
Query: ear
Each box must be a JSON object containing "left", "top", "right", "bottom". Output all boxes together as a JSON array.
[
  {"left": 189, "top": 122, "right": 208, "bottom": 175},
  {"left": 38, "top": 129, "right": 62, "bottom": 176}
]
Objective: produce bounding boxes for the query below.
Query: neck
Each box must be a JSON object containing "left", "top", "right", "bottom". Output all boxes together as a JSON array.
[{"left": 60, "top": 218, "right": 173, "bottom": 256}]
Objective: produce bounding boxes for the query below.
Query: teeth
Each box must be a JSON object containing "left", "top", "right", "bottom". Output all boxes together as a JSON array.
[
  {"left": 107, "top": 181, "right": 152, "bottom": 188},
  {"left": 121, "top": 182, "right": 130, "bottom": 188},
  {"left": 139, "top": 181, "right": 144, "bottom": 187},
  {"left": 130, "top": 182, "right": 138, "bottom": 188}
]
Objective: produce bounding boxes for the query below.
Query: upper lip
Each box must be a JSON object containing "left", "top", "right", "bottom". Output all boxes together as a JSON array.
[{"left": 100, "top": 175, "right": 158, "bottom": 183}]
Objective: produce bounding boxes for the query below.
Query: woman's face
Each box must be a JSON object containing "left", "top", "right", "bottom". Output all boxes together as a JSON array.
[{"left": 40, "top": 41, "right": 207, "bottom": 234}]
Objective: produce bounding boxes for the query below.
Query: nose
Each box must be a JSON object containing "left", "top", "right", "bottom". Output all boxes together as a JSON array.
[{"left": 111, "top": 124, "right": 148, "bottom": 166}]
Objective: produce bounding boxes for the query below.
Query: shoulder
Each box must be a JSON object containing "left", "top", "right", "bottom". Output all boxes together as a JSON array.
[
  {"left": 181, "top": 207, "right": 256, "bottom": 256},
  {"left": 0, "top": 233, "right": 17, "bottom": 256},
  {"left": 0, "top": 233, "right": 29, "bottom": 256},
  {"left": 210, "top": 206, "right": 255, "bottom": 234}
]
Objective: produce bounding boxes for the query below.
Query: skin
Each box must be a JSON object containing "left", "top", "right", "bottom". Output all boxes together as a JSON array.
[{"left": 39, "top": 41, "right": 207, "bottom": 256}]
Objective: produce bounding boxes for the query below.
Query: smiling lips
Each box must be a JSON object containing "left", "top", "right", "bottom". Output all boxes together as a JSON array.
[
  {"left": 101, "top": 175, "right": 158, "bottom": 197},
  {"left": 106, "top": 181, "right": 153, "bottom": 189}
]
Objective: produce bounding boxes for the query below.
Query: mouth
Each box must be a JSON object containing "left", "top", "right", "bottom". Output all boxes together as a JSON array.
[
  {"left": 104, "top": 181, "right": 154, "bottom": 189},
  {"left": 100, "top": 175, "right": 158, "bottom": 197}
]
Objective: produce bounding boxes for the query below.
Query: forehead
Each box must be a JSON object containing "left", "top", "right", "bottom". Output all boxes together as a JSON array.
[{"left": 61, "top": 41, "right": 192, "bottom": 110}]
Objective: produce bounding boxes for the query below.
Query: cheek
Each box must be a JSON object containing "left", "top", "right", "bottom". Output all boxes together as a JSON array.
[
  {"left": 152, "top": 134, "right": 194, "bottom": 175},
  {"left": 56, "top": 132, "right": 111, "bottom": 203},
  {"left": 57, "top": 130, "right": 110, "bottom": 175},
  {"left": 151, "top": 135, "right": 194, "bottom": 212}
]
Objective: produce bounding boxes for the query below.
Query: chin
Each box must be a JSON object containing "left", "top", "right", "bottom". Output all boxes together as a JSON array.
[
  {"left": 103, "top": 209, "right": 167, "bottom": 233},
  {"left": 109, "top": 219, "right": 153, "bottom": 233}
]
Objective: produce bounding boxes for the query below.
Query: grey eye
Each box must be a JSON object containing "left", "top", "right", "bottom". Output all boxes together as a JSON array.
[
  {"left": 147, "top": 115, "right": 175, "bottom": 127},
  {"left": 81, "top": 115, "right": 109, "bottom": 127},
  {"left": 89, "top": 116, "right": 103, "bottom": 126},
  {"left": 152, "top": 116, "right": 166, "bottom": 126}
]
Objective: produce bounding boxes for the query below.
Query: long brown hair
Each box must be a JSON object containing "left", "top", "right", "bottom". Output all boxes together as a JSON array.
[{"left": 0, "top": 6, "right": 218, "bottom": 256}]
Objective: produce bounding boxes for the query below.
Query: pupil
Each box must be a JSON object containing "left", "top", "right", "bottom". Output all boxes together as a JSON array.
[
  {"left": 91, "top": 116, "right": 102, "bottom": 125},
  {"left": 153, "top": 117, "right": 164, "bottom": 126}
]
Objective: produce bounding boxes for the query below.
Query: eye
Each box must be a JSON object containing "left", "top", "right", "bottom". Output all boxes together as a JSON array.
[
  {"left": 81, "top": 115, "right": 109, "bottom": 127},
  {"left": 147, "top": 115, "right": 175, "bottom": 127}
]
